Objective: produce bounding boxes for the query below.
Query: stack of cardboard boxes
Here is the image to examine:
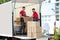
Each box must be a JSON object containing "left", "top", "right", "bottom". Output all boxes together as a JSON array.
[
  {"left": 27, "top": 21, "right": 42, "bottom": 38},
  {"left": 14, "top": 17, "right": 42, "bottom": 38}
]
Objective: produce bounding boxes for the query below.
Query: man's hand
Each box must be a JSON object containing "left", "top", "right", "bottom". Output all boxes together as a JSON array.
[{"left": 30, "top": 16, "right": 33, "bottom": 18}]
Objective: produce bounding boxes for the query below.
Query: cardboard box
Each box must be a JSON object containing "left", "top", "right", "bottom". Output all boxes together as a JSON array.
[
  {"left": 24, "top": 16, "right": 33, "bottom": 22},
  {"left": 27, "top": 21, "right": 42, "bottom": 38},
  {"left": 14, "top": 17, "right": 21, "bottom": 25}
]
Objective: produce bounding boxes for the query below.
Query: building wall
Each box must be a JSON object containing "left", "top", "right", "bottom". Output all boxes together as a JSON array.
[
  {"left": 41, "top": 0, "right": 60, "bottom": 34},
  {"left": 41, "top": 0, "right": 55, "bottom": 34},
  {"left": 55, "top": 0, "right": 60, "bottom": 28}
]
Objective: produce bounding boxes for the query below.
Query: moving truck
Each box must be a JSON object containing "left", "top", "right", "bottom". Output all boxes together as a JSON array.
[
  {"left": 0, "top": 0, "right": 59, "bottom": 40},
  {"left": 0, "top": 0, "right": 43, "bottom": 40}
]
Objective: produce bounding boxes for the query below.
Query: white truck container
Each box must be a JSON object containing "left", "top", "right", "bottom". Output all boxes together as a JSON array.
[{"left": 0, "top": 1, "right": 12, "bottom": 37}]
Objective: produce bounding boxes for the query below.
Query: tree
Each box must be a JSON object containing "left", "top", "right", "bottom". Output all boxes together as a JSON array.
[
  {"left": 0, "top": 0, "right": 10, "bottom": 4},
  {"left": 52, "top": 27, "right": 60, "bottom": 40}
]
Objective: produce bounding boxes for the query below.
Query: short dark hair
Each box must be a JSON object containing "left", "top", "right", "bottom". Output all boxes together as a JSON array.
[
  {"left": 22, "top": 6, "right": 25, "bottom": 8},
  {"left": 32, "top": 8, "right": 35, "bottom": 10}
]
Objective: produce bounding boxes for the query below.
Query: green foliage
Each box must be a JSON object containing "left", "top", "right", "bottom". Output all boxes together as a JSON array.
[
  {"left": 0, "top": 0, "right": 10, "bottom": 4},
  {"left": 58, "top": 27, "right": 60, "bottom": 35},
  {"left": 51, "top": 27, "right": 60, "bottom": 40}
]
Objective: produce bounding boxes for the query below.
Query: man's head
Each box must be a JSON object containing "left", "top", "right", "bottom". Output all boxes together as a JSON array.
[
  {"left": 32, "top": 8, "right": 35, "bottom": 12},
  {"left": 22, "top": 6, "right": 25, "bottom": 10}
]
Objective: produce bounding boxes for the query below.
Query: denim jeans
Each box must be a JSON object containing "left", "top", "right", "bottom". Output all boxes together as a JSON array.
[{"left": 20, "top": 17, "right": 26, "bottom": 33}]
